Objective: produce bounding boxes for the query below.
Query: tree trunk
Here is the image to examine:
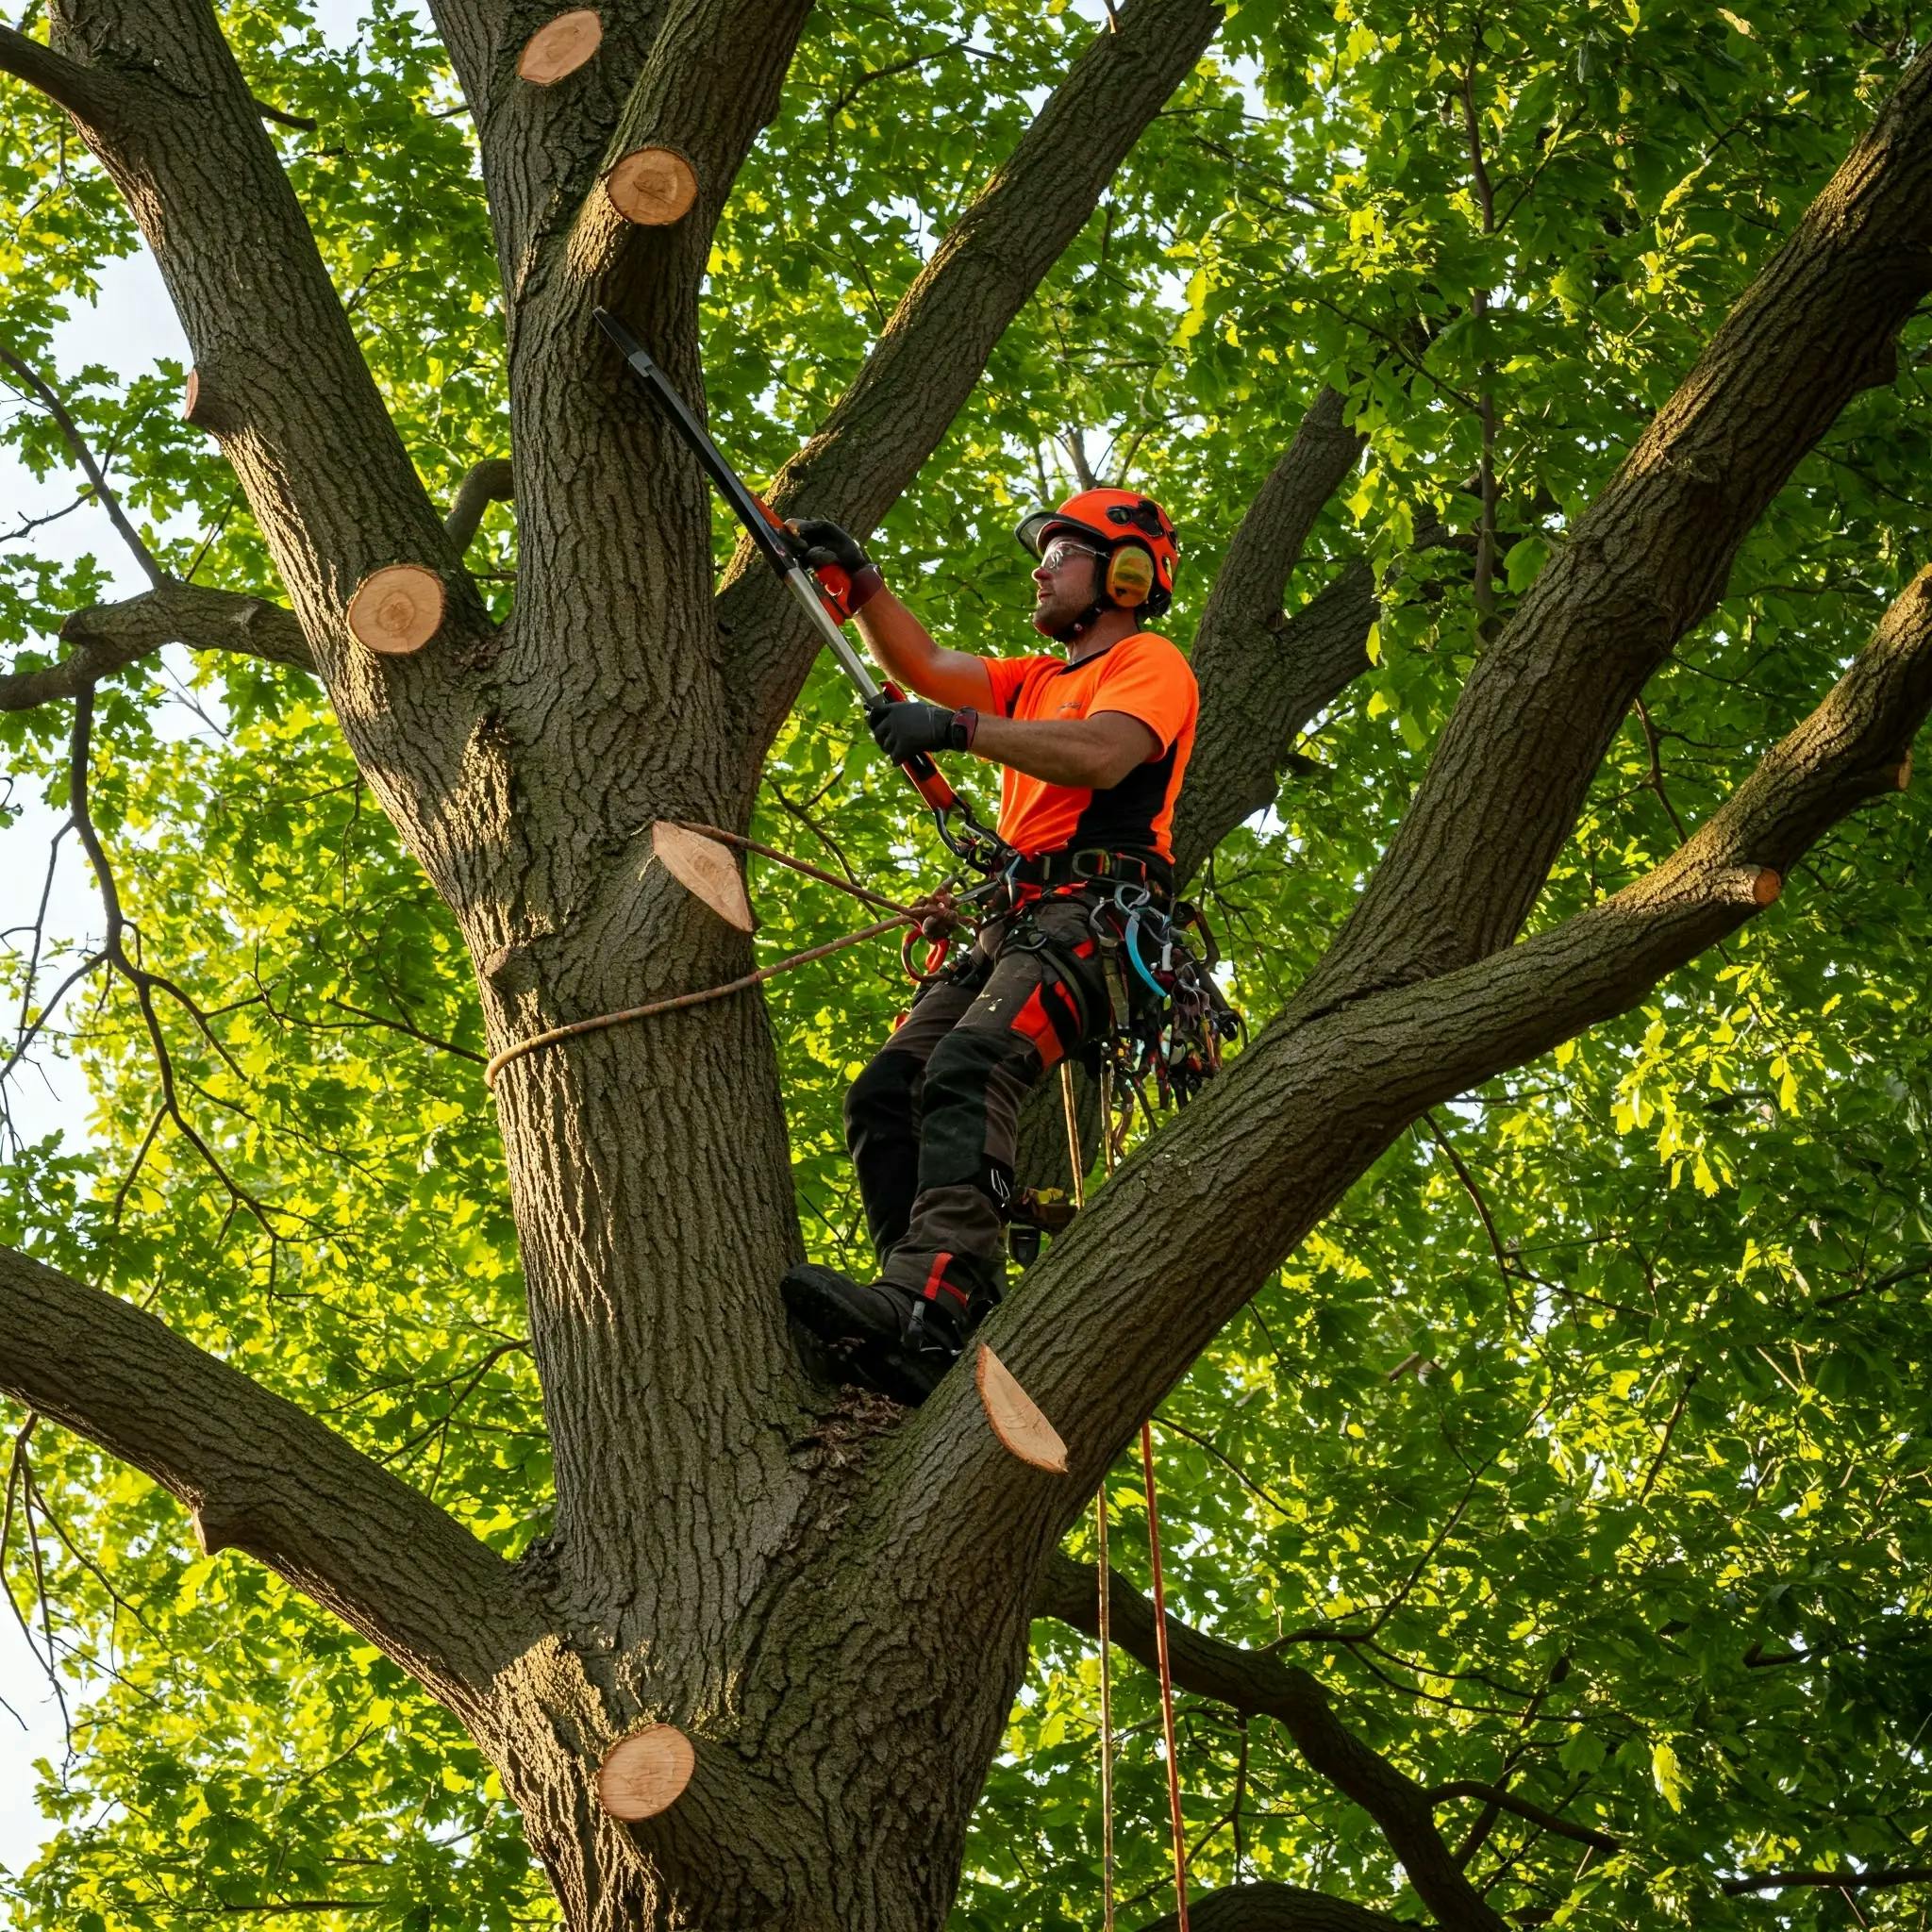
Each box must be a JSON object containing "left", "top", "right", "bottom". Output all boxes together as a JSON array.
[{"left": 470, "top": 1433, "right": 1045, "bottom": 1932}]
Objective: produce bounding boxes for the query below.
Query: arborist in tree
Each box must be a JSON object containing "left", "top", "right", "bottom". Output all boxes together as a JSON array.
[{"left": 780, "top": 490, "right": 1197, "bottom": 1406}]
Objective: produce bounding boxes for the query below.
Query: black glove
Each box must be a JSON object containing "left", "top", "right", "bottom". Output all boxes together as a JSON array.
[
  {"left": 787, "top": 517, "right": 883, "bottom": 616},
  {"left": 865, "top": 692, "right": 977, "bottom": 762}
]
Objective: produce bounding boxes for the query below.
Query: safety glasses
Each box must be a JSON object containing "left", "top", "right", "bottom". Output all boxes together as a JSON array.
[{"left": 1038, "top": 537, "right": 1103, "bottom": 574}]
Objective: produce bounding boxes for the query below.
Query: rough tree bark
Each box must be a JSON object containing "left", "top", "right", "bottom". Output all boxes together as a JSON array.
[{"left": 1, "top": 7, "right": 1930, "bottom": 1930}]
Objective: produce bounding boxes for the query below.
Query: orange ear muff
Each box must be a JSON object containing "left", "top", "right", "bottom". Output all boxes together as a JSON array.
[{"left": 1105, "top": 543, "right": 1156, "bottom": 608}]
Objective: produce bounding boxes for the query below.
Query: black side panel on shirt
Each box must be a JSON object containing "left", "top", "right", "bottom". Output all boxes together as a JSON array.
[{"left": 1068, "top": 741, "right": 1176, "bottom": 856}]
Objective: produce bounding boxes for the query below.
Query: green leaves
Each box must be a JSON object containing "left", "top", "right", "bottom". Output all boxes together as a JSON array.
[{"left": 5, "top": 0, "right": 1932, "bottom": 1925}]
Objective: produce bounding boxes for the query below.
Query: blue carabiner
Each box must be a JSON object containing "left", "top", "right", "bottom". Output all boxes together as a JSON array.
[{"left": 1122, "top": 905, "right": 1169, "bottom": 1002}]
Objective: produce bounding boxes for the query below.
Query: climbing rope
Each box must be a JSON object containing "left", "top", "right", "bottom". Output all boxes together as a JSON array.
[
  {"left": 483, "top": 822, "right": 971, "bottom": 1088},
  {"left": 1065, "top": 1060, "right": 1189, "bottom": 1932}
]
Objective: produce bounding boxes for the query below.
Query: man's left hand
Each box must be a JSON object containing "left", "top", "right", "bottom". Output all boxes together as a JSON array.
[{"left": 865, "top": 694, "right": 976, "bottom": 761}]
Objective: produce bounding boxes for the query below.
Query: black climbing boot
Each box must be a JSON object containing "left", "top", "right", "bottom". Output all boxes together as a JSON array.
[{"left": 780, "top": 1260, "right": 997, "bottom": 1407}]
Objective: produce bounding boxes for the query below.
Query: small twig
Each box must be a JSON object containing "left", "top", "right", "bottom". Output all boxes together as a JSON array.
[
  {"left": 321, "top": 996, "right": 485, "bottom": 1065},
  {"left": 1371, "top": 1445, "right": 1502, "bottom": 1637},
  {"left": 1430, "top": 1780, "right": 1621, "bottom": 1856},
  {"left": 1724, "top": 1869, "right": 1932, "bottom": 1897},
  {"left": 1420, "top": 1110, "right": 1521, "bottom": 1319},
  {"left": 0, "top": 341, "right": 164, "bottom": 588},
  {"left": 1631, "top": 696, "right": 1690, "bottom": 841},
  {"left": 0, "top": 948, "right": 107, "bottom": 1091},
  {"left": 1638, "top": 1368, "right": 1699, "bottom": 1503},
  {"left": 1063, "top": 426, "right": 1096, "bottom": 491},
  {"left": 1150, "top": 1410, "right": 1296, "bottom": 1519},
  {"left": 1460, "top": 27, "right": 1501, "bottom": 631},
  {"left": 375, "top": 1339, "right": 531, "bottom": 1466},
  {"left": 254, "top": 94, "right": 318, "bottom": 131}
]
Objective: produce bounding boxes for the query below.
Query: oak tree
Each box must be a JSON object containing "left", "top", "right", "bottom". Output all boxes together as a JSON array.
[{"left": 2, "top": 3, "right": 1930, "bottom": 1928}]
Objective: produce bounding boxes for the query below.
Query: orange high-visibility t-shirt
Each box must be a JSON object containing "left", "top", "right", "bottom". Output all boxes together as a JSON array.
[{"left": 980, "top": 632, "right": 1198, "bottom": 863}]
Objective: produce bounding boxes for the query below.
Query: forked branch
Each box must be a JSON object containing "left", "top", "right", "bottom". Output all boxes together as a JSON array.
[
  {"left": 1039, "top": 1551, "right": 1507, "bottom": 1931},
  {"left": 1297, "top": 40, "right": 1932, "bottom": 1013}
]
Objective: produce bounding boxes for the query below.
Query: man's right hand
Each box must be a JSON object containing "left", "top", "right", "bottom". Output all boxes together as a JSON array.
[{"left": 787, "top": 517, "right": 883, "bottom": 616}]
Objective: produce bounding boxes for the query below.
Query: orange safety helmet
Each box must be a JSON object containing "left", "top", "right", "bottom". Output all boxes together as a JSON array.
[{"left": 1015, "top": 489, "right": 1178, "bottom": 619}]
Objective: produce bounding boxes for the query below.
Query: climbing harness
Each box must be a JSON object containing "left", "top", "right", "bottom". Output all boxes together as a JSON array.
[
  {"left": 1003, "top": 864, "right": 1241, "bottom": 1242},
  {"left": 1065, "top": 1058, "right": 1191, "bottom": 1932},
  {"left": 594, "top": 308, "right": 1009, "bottom": 876}
]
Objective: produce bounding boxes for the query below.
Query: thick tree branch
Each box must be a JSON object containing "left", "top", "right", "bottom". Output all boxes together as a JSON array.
[
  {"left": 0, "top": 1244, "right": 542, "bottom": 1716},
  {"left": 0, "top": 581, "right": 315, "bottom": 710},
  {"left": 45, "top": 0, "right": 486, "bottom": 803},
  {"left": 444, "top": 457, "right": 515, "bottom": 553},
  {"left": 0, "top": 21, "right": 124, "bottom": 120},
  {"left": 564, "top": 0, "right": 813, "bottom": 308},
  {"left": 1724, "top": 1867, "right": 1932, "bottom": 1896},
  {"left": 1295, "top": 41, "right": 1932, "bottom": 1015},
  {"left": 1039, "top": 1551, "right": 1505, "bottom": 1931},
  {"left": 905, "top": 569, "right": 1932, "bottom": 1735},
  {"left": 728, "top": 0, "right": 1224, "bottom": 753},
  {"left": 1173, "top": 387, "right": 1366, "bottom": 876},
  {"left": 1137, "top": 1883, "right": 1407, "bottom": 1932}
]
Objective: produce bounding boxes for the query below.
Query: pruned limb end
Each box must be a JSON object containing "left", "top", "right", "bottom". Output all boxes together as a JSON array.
[
  {"left": 976, "top": 1344, "right": 1068, "bottom": 1474},
  {"left": 598, "top": 1724, "right": 695, "bottom": 1821},
  {"left": 653, "top": 824, "right": 755, "bottom": 932},
  {"left": 603, "top": 147, "right": 699, "bottom": 227},
  {"left": 347, "top": 565, "right": 445, "bottom": 656},
  {"left": 518, "top": 9, "right": 604, "bottom": 85}
]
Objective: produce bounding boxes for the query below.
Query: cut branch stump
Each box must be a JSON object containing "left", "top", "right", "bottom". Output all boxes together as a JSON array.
[
  {"left": 517, "top": 9, "right": 603, "bottom": 85},
  {"left": 976, "top": 1345, "right": 1068, "bottom": 1474},
  {"left": 598, "top": 1724, "right": 695, "bottom": 1821},
  {"left": 1753, "top": 867, "right": 1783, "bottom": 908},
  {"left": 654, "top": 824, "right": 754, "bottom": 931},
  {"left": 346, "top": 565, "right": 444, "bottom": 656},
  {"left": 603, "top": 147, "right": 698, "bottom": 227}
]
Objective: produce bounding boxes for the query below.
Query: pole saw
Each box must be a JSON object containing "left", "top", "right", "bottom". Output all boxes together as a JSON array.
[{"left": 593, "top": 308, "right": 1008, "bottom": 876}]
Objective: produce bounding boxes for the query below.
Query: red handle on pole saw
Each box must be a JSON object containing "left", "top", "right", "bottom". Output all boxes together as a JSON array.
[{"left": 750, "top": 495, "right": 866, "bottom": 623}]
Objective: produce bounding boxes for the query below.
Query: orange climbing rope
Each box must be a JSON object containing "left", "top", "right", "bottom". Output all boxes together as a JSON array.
[{"left": 1068, "top": 1061, "right": 1189, "bottom": 1931}]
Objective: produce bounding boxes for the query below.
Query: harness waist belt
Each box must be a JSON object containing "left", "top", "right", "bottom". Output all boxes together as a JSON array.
[{"left": 1008, "top": 845, "right": 1173, "bottom": 899}]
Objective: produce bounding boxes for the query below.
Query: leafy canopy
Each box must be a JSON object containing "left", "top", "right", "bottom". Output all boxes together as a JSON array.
[{"left": 2, "top": 1, "right": 1929, "bottom": 1926}]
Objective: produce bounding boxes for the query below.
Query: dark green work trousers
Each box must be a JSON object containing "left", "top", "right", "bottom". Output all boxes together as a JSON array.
[{"left": 842, "top": 894, "right": 1108, "bottom": 1318}]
